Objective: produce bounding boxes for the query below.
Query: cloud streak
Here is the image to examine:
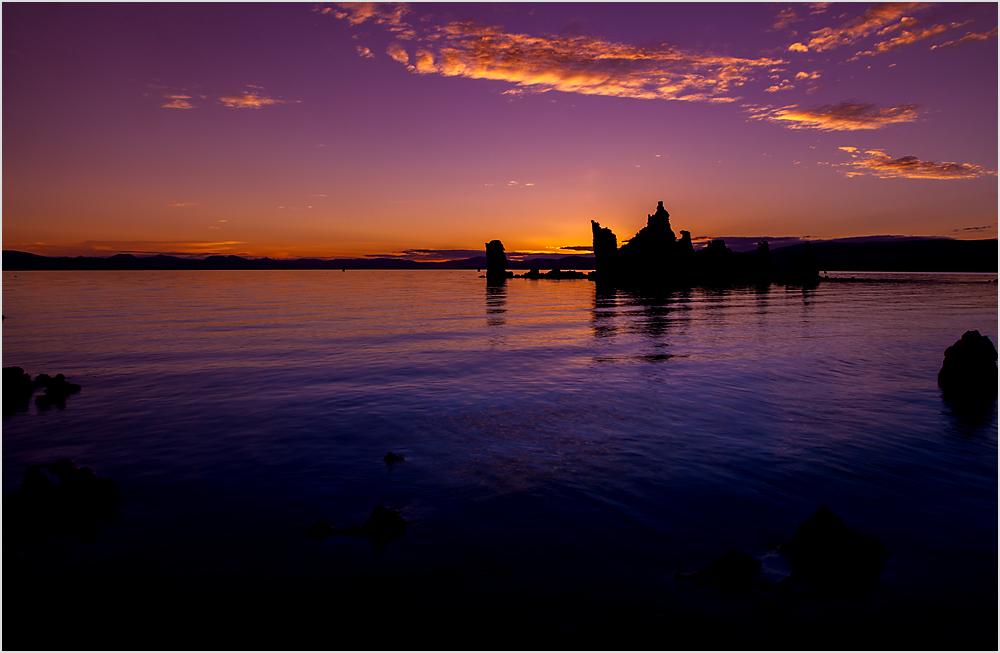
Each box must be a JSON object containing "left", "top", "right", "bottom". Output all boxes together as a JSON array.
[
  {"left": 837, "top": 148, "right": 997, "bottom": 179},
  {"left": 324, "top": 6, "right": 784, "bottom": 103},
  {"left": 749, "top": 101, "right": 919, "bottom": 131},
  {"left": 162, "top": 97, "right": 196, "bottom": 109},
  {"left": 217, "top": 91, "right": 283, "bottom": 108},
  {"left": 788, "top": 3, "right": 921, "bottom": 52},
  {"left": 931, "top": 26, "right": 998, "bottom": 50},
  {"left": 854, "top": 19, "right": 974, "bottom": 57}
]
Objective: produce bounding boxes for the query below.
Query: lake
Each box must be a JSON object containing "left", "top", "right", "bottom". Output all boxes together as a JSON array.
[{"left": 3, "top": 270, "right": 997, "bottom": 649}]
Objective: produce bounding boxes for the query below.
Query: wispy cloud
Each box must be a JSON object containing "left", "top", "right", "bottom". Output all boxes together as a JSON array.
[
  {"left": 166, "top": 202, "right": 196, "bottom": 207},
  {"left": 217, "top": 91, "right": 284, "bottom": 108},
  {"left": 788, "top": 3, "right": 921, "bottom": 52},
  {"left": 162, "top": 97, "right": 196, "bottom": 109},
  {"left": 854, "top": 19, "right": 974, "bottom": 57},
  {"left": 931, "top": 26, "right": 998, "bottom": 50},
  {"left": 365, "top": 248, "right": 485, "bottom": 261},
  {"left": 155, "top": 84, "right": 289, "bottom": 109},
  {"left": 749, "top": 101, "right": 919, "bottom": 131},
  {"left": 837, "top": 148, "right": 997, "bottom": 179},
  {"left": 771, "top": 3, "right": 832, "bottom": 32},
  {"left": 12, "top": 241, "right": 248, "bottom": 258},
  {"left": 316, "top": 3, "right": 416, "bottom": 39},
  {"left": 952, "top": 224, "right": 996, "bottom": 234},
  {"left": 771, "top": 7, "right": 801, "bottom": 32},
  {"left": 323, "top": 6, "right": 783, "bottom": 103}
]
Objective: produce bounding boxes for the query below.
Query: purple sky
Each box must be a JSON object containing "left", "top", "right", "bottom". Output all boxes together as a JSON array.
[{"left": 3, "top": 2, "right": 997, "bottom": 259}]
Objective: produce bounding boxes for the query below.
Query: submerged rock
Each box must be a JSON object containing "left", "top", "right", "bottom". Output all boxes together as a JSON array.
[
  {"left": 674, "top": 549, "right": 762, "bottom": 592},
  {"left": 937, "top": 330, "right": 998, "bottom": 402},
  {"left": 777, "top": 505, "right": 889, "bottom": 595},
  {"left": 359, "top": 504, "right": 413, "bottom": 540},
  {"left": 306, "top": 505, "right": 413, "bottom": 544},
  {"left": 2, "top": 367, "right": 81, "bottom": 413},
  {"left": 36, "top": 373, "right": 83, "bottom": 409}
]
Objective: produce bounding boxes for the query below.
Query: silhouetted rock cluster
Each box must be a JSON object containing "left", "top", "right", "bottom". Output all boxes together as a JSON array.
[
  {"left": 675, "top": 506, "right": 888, "bottom": 597},
  {"left": 306, "top": 504, "right": 413, "bottom": 544},
  {"left": 516, "top": 268, "right": 588, "bottom": 279},
  {"left": 937, "top": 330, "right": 998, "bottom": 402},
  {"left": 4, "top": 459, "right": 121, "bottom": 545},
  {"left": 591, "top": 201, "right": 820, "bottom": 287},
  {"left": 3, "top": 366, "right": 81, "bottom": 414}
]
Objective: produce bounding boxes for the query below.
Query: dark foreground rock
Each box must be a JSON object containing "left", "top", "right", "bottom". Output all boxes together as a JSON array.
[
  {"left": 3, "top": 366, "right": 37, "bottom": 414},
  {"left": 937, "top": 330, "right": 998, "bottom": 402},
  {"left": 4, "top": 459, "right": 121, "bottom": 544},
  {"left": 2, "top": 367, "right": 81, "bottom": 414},
  {"left": 778, "top": 505, "right": 889, "bottom": 595},
  {"left": 674, "top": 549, "right": 762, "bottom": 592}
]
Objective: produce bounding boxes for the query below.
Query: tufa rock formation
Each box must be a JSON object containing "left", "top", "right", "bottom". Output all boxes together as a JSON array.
[
  {"left": 485, "top": 240, "right": 511, "bottom": 281},
  {"left": 937, "top": 330, "right": 998, "bottom": 402},
  {"left": 590, "top": 201, "right": 817, "bottom": 287}
]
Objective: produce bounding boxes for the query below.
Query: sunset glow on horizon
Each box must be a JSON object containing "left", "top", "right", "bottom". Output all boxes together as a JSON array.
[{"left": 3, "top": 2, "right": 997, "bottom": 260}]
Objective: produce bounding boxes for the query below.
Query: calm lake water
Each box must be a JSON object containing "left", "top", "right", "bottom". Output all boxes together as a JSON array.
[{"left": 3, "top": 270, "right": 997, "bottom": 648}]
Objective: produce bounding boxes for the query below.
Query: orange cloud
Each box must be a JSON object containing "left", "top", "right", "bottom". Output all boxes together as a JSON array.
[
  {"left": 162, "top": 98, "right": 196, "bottom": 109},
  {"left": 325, "top": 10, "right": 783, "bottom": 103},
  {"left": 837, "top": 148, "right": 997, "bottom": 179},
  {"left": 386, "top": 42, "right": 409, "bottom": 65},
  {"left": 217, "top": 91, "right": 283, "bottom": 108},
  {"left": 316, "top": 3, "right": 416, "bottom": 39},
  {"left": 931, "top": 26, "right": 998, "bottom": 49},
  {"left": 794, "top": 3, "right": 921, "bottom": 52},
  {"left": 751, "top": 101, "right": 919, "bottom": 131},
  {"left": 166, "top": 202, "right": 197, "bottom": 207},
  {"left": 772, "top": 7, "right": 800, "bottom": 31},
  {"left": 855, "top": 20, "right": 974, "bottom": 56}
]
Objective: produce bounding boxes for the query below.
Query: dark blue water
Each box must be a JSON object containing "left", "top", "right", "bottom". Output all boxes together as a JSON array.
[{"left": 3, "top": 270, "right": 996, "bottom": 647}]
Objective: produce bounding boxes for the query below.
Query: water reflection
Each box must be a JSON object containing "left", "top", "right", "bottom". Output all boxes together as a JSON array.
[
  {"left": 591, "top": 287, "right": 619, "bottom": 339},
  {"left": 941, "top": 396, "right": 998, "bottom": 436},
  {"left": 591, "top": 288, "right": 693, "bottom": 363},
  {"left": 485, "top": 280, "right": 507, "bottom": 349},
  {"left": 485, "top": 280, "right": 507, "bottom": 327}
]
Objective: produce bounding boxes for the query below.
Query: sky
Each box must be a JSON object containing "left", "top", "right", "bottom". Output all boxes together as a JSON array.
[{"left": 3, "top": 2, "right": 997, "bottom": 260}]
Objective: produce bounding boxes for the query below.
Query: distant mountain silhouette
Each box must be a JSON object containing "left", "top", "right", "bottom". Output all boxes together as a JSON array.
[
  {"left": 3, "top": 234, "right": 994, "bottom": 274},
  {"left": 1, "top": 250, "right": 595, "bottom": 272},
  {"left": 772, "top": 239, "right": 997, "bottom": 273}
]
